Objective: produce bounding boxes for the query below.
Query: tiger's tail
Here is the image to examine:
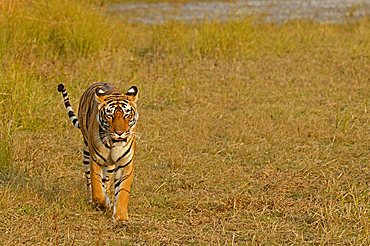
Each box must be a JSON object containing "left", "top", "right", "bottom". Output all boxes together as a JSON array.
[{"left": 57, "top": 84, "right": 80, "bottom": 129}]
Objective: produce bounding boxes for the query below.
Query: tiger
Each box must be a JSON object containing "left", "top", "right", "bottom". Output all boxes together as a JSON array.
[{"left": 57, "top": 82, "right": 139, "bottom": 223}]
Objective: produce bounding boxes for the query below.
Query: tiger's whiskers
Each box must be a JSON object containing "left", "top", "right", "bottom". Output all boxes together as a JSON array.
[
  {"left": 131, "top": 131, "right": 141, "bottom": 141},
  {"left": 95, "top": 131, "right": 110, "bottom": 145}
]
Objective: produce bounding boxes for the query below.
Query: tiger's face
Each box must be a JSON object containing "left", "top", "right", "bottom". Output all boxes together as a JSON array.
[{"left": 95, "top": 86, "right": 138, "bottom": 143}]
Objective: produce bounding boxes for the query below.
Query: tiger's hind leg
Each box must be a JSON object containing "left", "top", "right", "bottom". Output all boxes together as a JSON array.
[{"left": 82, "top": 145, "right": 92, "bottom": 202}]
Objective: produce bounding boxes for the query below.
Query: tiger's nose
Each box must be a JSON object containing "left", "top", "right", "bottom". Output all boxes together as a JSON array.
[{"left": 115, "top": 129, "right": 125, "bottom": 136}]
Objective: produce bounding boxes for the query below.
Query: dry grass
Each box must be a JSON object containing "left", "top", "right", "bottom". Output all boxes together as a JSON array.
[{"left": 0, "top": 0, "right": 369, "bottom": 245}]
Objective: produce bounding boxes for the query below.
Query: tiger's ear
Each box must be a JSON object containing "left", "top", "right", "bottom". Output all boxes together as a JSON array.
[
  {"left": 95, "top": 87, "right": 108, "bottom": 104},
  {"left": 125, "top": 86, "right": 138, "bottom": 102}
]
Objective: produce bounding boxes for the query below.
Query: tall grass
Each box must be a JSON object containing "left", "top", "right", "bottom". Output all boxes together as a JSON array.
[
  {"left": 0, "top": 0, "right": 116, "bottom": 59},
  {"left": 0, "top": 129, "right": 11, "bottom": 178},
  {"left": 147, "top": 18, "right": 370, "bottom": 59}
]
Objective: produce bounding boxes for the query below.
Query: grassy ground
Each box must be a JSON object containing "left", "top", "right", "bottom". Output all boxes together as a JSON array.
[{"left": 0, "top": 0, "right": 369, "bottom": 245}]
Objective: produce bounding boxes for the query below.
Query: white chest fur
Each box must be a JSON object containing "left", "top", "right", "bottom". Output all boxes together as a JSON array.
[{"left": 110, "top": 140, "right": 134, "bottom": 164}]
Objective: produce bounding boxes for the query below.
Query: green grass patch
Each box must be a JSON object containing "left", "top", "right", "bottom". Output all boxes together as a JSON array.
[
  {"left": 0, "top": 0, "right": 118, "bottom": 60},
  {"left": 0, "top": 135, "right": 11, "bottom": 177}
]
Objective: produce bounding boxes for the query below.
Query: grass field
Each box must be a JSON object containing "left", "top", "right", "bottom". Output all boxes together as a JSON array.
[{"left": 0, "top": 0, "right": 369, "bottom": 245}]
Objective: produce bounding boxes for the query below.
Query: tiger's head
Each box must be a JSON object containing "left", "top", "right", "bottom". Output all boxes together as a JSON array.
[{"left": 95, "top": 85, "right": 139, "bottom": 143}]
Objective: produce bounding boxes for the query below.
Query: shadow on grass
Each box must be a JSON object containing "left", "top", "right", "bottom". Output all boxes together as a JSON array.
[
  {"left": 0, "top": 130, "right": 87, "bottom": 210},
  {"left": 0, "top": 137, "right": 13, "bottom": 182}
]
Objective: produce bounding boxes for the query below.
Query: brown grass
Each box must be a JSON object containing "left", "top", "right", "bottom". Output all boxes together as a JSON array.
[{"left": 0, "top": 1, "right": 369, "bottom": 245}]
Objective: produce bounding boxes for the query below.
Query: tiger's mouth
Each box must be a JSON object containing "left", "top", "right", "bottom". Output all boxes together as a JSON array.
[
  {"left": 111, "top": 132, "right": 131, "bottom": 143},
  {"left": 111, "top": 136, "right": 128, "bottom": 143}
]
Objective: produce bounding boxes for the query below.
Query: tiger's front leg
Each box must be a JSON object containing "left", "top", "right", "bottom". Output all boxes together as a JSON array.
[
  {"left": 113, "top": 163, "right": 134, "bottom": 223},
  {"left": 90, "top": 160, "right": 110, "bottom": 209}
]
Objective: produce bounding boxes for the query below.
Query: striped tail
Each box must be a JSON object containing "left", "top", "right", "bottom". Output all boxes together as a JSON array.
[{"left": 57, "top": 84, "right": 80, "bottom": 129}]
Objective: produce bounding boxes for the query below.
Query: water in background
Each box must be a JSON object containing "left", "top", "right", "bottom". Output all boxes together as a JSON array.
[{"left": 107, "top": 0, "right": 370, "bottom": 24}]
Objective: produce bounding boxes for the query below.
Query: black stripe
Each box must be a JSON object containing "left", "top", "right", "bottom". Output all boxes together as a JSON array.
[
  {"left": 83, "top": 150, "right": 90, "bottom": 156},
  {"left": 57, "top": 84, "right": 65, "bottom": 92},
  {"left": 114, "top": 179, "right": 123, "bottom": 189},
  {"left": 116, "top": 141, "right": 133, "bottom": 163},
  {"left": 107, "top": 169, "right": 115, "bottom": 173},
  {"left": 68, "top": 111, "right": 75, "bottom": 118},
  {"left": 64, "top": 101, "right": 71, "bottom": 108},
  {"left": 83, "top": 161, "right": 89, "bottom": 165},
  {"left": 72, "top": 119, "right": 79, "bottom": 128},
  {"left": 85, "top": 171, "right": 90, "bottom": 175},
  {"left": 91, "top": 156, "right": 97, "bottom": 163},
  {"left": 86, "top": 107, "right": 91, "bottom": 129},
  {"left": 114, "top": 171, "right": 132, "bottom": 189},
  {"left": 106, "top": 99, "right": 128, "bottom": 105},
  {"left": 99, "top": 126, "right": 110, "bottom": 148},
  {"left": 99, "top": 125, "right": 105, "bottom": 135},
  {"left": 96, "top": 153, "right": 107, "bottom": 163},
  {"left": 91, "top": 156, "right": 99, "bottom": 165},
  {"left": 92, "top": 144, "right": 107, "bottom": 163},
  {"left": 115, "top": 188, "right": 130, "bottom": 197},
  {"left": 115, "top": 158, "right": 132, "bottom": 172}
]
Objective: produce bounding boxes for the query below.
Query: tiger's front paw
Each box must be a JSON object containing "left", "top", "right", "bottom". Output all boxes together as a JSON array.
[
  {"left": 92, "top": 195, "right": 110, "bottom": 210},
  {"left": 113, "top": 211, "right": 129, "bottom": 224}
]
